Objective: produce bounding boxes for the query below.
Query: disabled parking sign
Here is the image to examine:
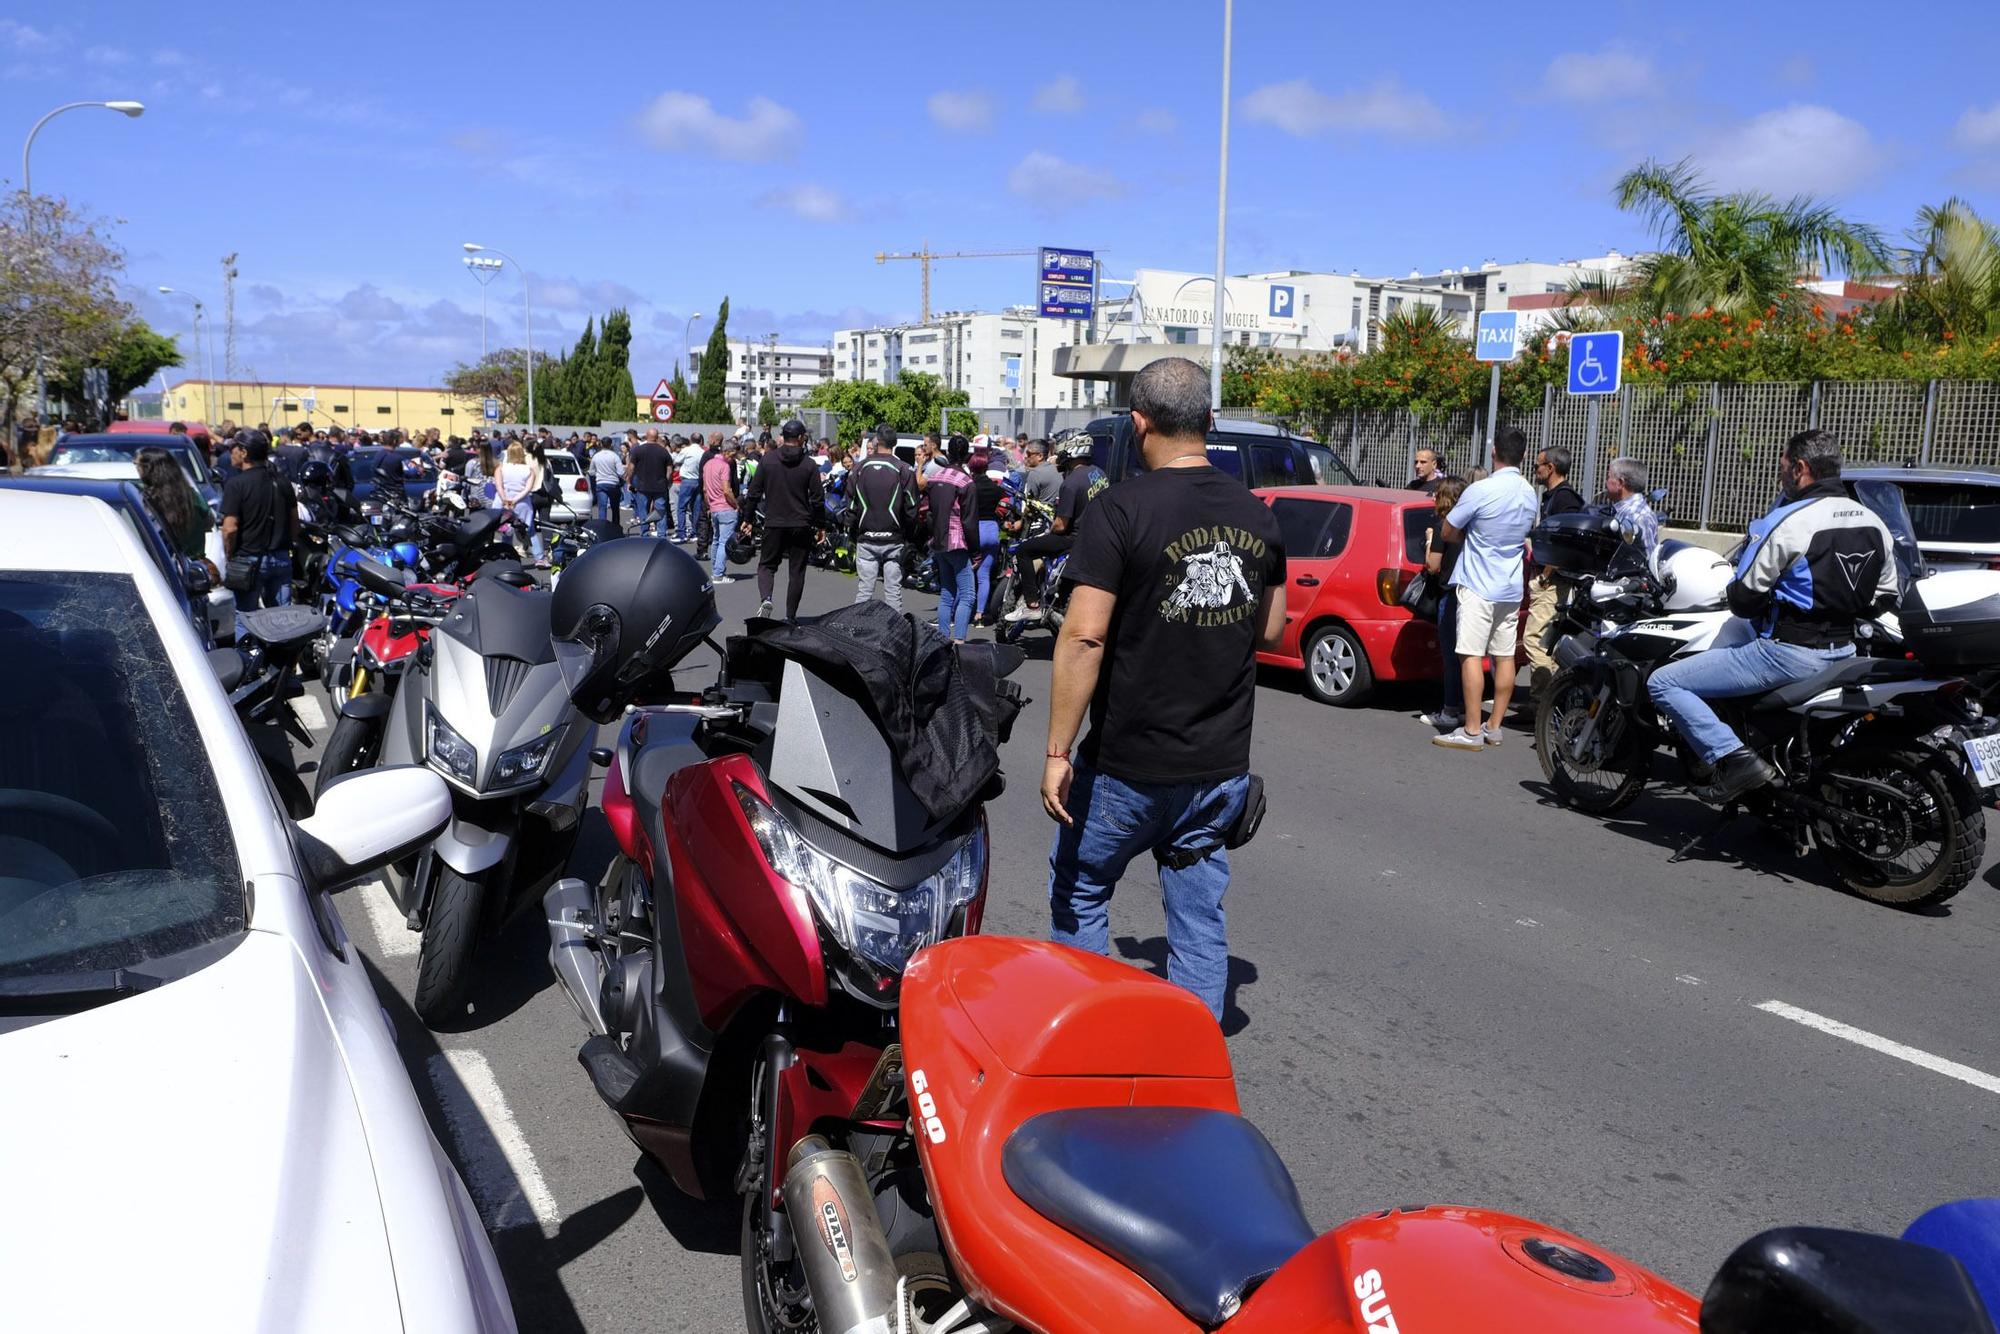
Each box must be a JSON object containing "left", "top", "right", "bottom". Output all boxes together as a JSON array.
[{"left": 1567, "top": 330, "right": 1623, "bottom": 396}]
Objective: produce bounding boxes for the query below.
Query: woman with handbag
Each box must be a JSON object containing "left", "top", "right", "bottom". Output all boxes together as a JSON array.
[
  {"left": 497, "top": 441, "right": 546, "bottom": 567},
  {"left": 1419, "top": 476, "right": 1468, "bottom": 730}
]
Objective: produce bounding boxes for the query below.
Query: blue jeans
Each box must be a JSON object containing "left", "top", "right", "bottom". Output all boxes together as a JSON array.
[
  {"left": 594, "top": 483, "right": 622, "bottom": 524},
  {"left": 1649, "top": 638, "right": 1855, "bottom": 765},
  {"left": 512, "top": 498, "right": 544, "bottom": 560},
  {"left": 1049, "top": 766, "right": 1251, "bottom": 1019},
  {"left": 633, "top": 491, "right": 667, "bottom": 537},
  {"left": 935, "top": 548, "right": 975, "bottom": 640},
  {"left": 710, "top": 508, "right": 739, "bottom": 580},
  {"left": 1436, "top": 591, "right": 1462, "bottom": 712},
  {"left": 673, "top": 477, "right": 701, "bottom": 538},
  {"left": 237, "top": 551, "right": 292, "bottom": 611}
]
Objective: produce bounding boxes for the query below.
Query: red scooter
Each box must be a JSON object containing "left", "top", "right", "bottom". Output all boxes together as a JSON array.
[
  {"left": 769, "top": 935, "right": 1995, "bottom": 1334},
  {"left": 542, "top": 608, "right": 1023, "bottom": 1328}
]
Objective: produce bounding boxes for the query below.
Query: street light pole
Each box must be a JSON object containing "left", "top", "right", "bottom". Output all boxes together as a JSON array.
[
  {"left": 463, "top": 254, "right": 503, "bottom": 362},
  {"left": 684, "top": 311, "right": 704, "bottom": 381},
  {"left": 158, "top": 287, "right": 209, "bottom": 424},
  {"left": 463, "top": 243, "right": 533, "bottom": 428},
  {"left": 20, "top": 99, "right": 144, "bottom": 424},
  {"left": 1208, "top": 0, "right": 1233, "bottom": 411}
]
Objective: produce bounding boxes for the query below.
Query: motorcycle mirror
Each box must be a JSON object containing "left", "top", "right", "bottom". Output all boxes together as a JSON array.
[
  {"left": 589, "top": 747, "right": 613, "bottom": 768},
  {"left": 181, "top": 557, "right": 214, "bottom": 596},
  {"left": 353, "top": 557, "right": 412, "bottom": 598},
  {"left": 1905, "top": 1199, "right": 2000, "bottom": 1321},
  {"left": 293, "top": 766, "right": 452, "bottom": 895},
  {"left": 1700, "top": 1226, "right": 1995, "bottom": 1334}
]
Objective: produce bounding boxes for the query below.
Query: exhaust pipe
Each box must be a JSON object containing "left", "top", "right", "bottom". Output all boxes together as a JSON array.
[
  {"left": 782, "top": 1136, "right": 900, "bottom": 1334},
  {"left": 543, "top": 878, "right": 608, "bottom": 1035}
]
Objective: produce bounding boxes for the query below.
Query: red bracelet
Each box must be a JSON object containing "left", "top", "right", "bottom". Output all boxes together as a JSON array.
[{"left": 1046, "top": 749, "right": 1071, "bottom": 761}]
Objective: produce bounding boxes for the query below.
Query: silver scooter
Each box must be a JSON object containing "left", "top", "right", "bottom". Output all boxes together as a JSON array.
[{"left": 321, "top": 557, "right": 591, "bottom": 1026}]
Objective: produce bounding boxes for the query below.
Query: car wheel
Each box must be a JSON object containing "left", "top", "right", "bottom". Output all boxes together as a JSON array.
[{"left": 1301, "top": 624, "right": 1373, "bottom": 706}]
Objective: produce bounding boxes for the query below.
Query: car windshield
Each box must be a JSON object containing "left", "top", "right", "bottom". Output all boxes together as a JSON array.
[
  {"left": 50, "top": 440, "right": 208, "bottom": 493},
  {"left": 0, "top": 572, "right": 243, "bottom": 983},
  {"left": 1894, "top": 481, "right": 2000, "bottom": 548}
]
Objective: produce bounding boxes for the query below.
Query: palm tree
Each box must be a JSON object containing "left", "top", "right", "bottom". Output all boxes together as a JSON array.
[
  {"left": 1602, "top": 158, "right": 1892, "bottom": 317},
  {"left": 1888, "top": 197, "right": 2000, "bottom": 342}
]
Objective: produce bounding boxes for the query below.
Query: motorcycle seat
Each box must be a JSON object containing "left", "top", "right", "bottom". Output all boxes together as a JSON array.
[
  {"left": 1751, "top": 657, "right": 1918, "bottom": 710},
  {"left": 238, "top": 605, "right": 325, "bottom": 648},
  {"left": 1002, "top": 1106, "right": 1315, "bottom": 1326}
]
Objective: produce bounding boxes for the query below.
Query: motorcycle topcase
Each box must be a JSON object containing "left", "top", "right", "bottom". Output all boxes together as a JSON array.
[
  {"left": 1528, "top": 510, "right": 1624, "bottom": 573},
  {"left": 1901, "top": 569, "right": 2000, "bottom": 669}
]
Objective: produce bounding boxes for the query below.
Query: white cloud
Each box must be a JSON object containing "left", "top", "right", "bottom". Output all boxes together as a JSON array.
[
  {"left": 635, "top": 91, "right": 799, "bottom": 162},
  {"left": 1697, "top": 104, "right": 1886, "bottom": 197},
  {"left": 1240, "top": 77, "right": 1453, "bottom": 140},
  {"left": 1133, "top": 107, "right": 1178, "bottom": 134},
  {"left": 926, "top": 89, "right": 993, "bottom": 133},
  {"left": 1540, "top": 47, "right": 1661, "bottom": 102},
  {"left": 1033, "top": 74, "right": 1085, "bottom": 115},
  {"left": 83, "top": 44, "right": 129, "bottom": 66},
  {"left": 757, "top": 183, "right": 852, "bottom": 224},
  {"left": 1954, "top": 102, "right": 2000, "bottom": 153},
  {"left": 152, "top": 47, "right": 187, "bottom": 68},
  {"left": 0, "top": 19, "right": 54, "bottom": 51},
  {"left": 1007, "top": 151, "right": 1124, "bottom": 208}
]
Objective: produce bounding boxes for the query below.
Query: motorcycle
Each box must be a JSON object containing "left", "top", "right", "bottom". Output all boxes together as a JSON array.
[
  {"left": 209, "top": 603, "right": 327, "bottom": 819},
  {"left": 1533, "top": 481, "right": 1996, "bottom": 907},
  {"left": 755, "top": 933, "right": 1996, "bottom": 1334},
  {"left": 322, "top": 555, "right": 592, "bottom": 1026},
  {"left": 538, "top": 605, "right": 1023, "bottom": 1321}
]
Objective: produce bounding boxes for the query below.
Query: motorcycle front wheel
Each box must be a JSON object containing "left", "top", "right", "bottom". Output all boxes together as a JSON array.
[
  {"left": 1535, "top": 668, "right": 1649, "bottom": 814},
  {"left": 1813, "top": 745, "right": 1986, "bottom": 908},
  {"left": 314, "top": 711, "right": 383, "bottom": 801},
  {"left": 413, "top": 865, "right": 486, "bottom": 1027}
]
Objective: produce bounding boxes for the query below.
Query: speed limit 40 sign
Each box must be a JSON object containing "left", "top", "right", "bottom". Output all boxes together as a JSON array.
[{"left": 651, "top": 400, "right": 675, "bottom": 422}]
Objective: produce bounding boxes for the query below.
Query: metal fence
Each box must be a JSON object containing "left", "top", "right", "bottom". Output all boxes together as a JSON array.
[{"left": 1273, "top": 379, "right": 2000, "bottom": 531}]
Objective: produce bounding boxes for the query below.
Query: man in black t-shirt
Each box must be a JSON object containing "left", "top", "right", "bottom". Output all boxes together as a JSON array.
[
  {"left": 1041, "top": 357, "right": 1286, "bottom": 1021},
  {"left": 629, "top": 429, "right": 673, "bottom": 538},
  {"left": 1524, "top": 444, "right": 1588, "bottom": 695},
  {"left": 1008, "top": 432, "right": 1105, "bottom": 616},
  {"left": 220, "top": 431, "right": 300, "bottom": 610}
]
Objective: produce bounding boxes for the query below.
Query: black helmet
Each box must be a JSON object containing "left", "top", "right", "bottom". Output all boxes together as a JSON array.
[
  {"left": 299, "top": 460, "right": 332, "bottom": 488},
  {"left": 550, "top": 538, "right": 719, "bottom": 722}
]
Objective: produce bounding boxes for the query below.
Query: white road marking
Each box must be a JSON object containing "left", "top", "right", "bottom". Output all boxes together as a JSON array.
[
  {"left": 1514, "top": 917, "right": 1538, "bottom": 928},
  {"left": 1675, "top": 974, "right": 1703, "bottom": 987},
  {"left": 358, "top": 879, "right": 419, "bottom": 957},
  {"left": 293, "top": 693, "right": 327, "bottom": 732},
  {"left": 1755, "top": 1000, "right": 2000, "bottom": 1098},
  {"left": 427, "top": 1050, "right": 561, "bottom": 1231}
]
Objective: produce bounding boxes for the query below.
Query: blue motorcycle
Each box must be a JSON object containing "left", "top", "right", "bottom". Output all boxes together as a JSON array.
[{"left": 310, "top": 516, "right": 422, "bottom": 699}]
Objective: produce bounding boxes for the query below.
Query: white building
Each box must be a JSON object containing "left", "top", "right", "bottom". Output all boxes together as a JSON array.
[
  {"left": 1397, "top": 251, "right": 1642, "bottom": 337},
  {"left": 688, "top": 338, "right": 835, "bottom": 423},
  {"left": 1092, "top": 267, "right": 1477, "bottom": 356},
  {"left": 833, "top": 308, "right": 1104, "bottom": 411}
]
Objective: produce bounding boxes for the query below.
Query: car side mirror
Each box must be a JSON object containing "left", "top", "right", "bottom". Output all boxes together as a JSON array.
[
  {"left": 293, "top": 766, "right": 451, "bottom": 894},
  {"left": 181, "top": 556, "right": 214, "bottom": 595},
  {"left": 1701, "top": 1226, "right": 1995, "bottom": 1334}
]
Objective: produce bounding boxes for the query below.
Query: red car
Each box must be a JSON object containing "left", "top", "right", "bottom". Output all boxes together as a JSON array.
[{"left": 1254, "top": 485, "right": 1443, "bottom": 706}]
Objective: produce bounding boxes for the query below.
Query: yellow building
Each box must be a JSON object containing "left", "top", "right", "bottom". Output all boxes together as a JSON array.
[{"left": 156, "top": 379, "right": 662, "bottom": 436}]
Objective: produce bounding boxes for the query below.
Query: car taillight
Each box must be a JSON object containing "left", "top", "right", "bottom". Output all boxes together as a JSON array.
[
  {"left": 575, "top": 478, "right": 588, "bottom": 492},
  {"left": 1377, "top": 568, "right": 1411, "bottom": 607}
]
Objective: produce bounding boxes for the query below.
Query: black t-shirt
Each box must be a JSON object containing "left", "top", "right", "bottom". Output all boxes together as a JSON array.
[
  {"left": 973, "top": 475, "right": 1005, "bottom": 522},
  {"left": 1428, "top": 526, "right": 1461, "bottom": 583},
  {"left": 1065, "top": 466, "right": 1286, "bottom": 784},
  {"left": 1056, "top": 464, "right": 1108, "bottom": 530},
  {"left": 1542, "top": 482, "right": 1586, "bottom": 517},
  {"left": 630, "top": 441, "right": 672, "bottom": 493},
  {"left": 443, "top": 445, "right": 470, "bottom": 474},
  {"left": 221, "top": 463, "right": 297, "bottom": 555}
]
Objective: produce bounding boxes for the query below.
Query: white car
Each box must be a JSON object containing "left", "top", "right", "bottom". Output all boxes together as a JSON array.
[
  {"left": 0, "top": 491, "right": 515, "bottom": 1333},
  {"left": 539, "top": 449, "right": 594, "bottom": 524}
]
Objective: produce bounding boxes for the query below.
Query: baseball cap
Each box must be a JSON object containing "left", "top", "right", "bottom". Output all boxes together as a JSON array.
[{"left": 780, "top": 418, "right": 808, "bottom": 440}]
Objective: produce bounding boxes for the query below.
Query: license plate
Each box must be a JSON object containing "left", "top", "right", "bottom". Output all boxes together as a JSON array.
[{"left": 1963, "top": 733, "right": 2000, "bottom": 788}]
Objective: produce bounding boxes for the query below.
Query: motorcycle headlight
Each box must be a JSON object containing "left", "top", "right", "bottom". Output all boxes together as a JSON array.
[
  {"left": 424, "top": 705, "right": 479, "bottom": 785},
  {"left": 493, "top": 728, "right": 562, "bottom": 788},
  {"left": 733, "top": 783, "right": 985, "bottom": 982}
]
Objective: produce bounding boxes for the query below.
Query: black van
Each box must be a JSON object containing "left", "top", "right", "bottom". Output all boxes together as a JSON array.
[{"left": 1083, "top": 414, "right": 1356, "bottom": 488}]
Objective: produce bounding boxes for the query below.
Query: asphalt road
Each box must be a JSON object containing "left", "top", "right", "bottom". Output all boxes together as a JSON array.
[{"left": 294, "top": 554, "right": 2000, "bottom": 1332}]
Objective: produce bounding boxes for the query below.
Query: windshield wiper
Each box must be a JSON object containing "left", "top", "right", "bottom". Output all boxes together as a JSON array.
[{"left": 0, "top": 967, "right": 166, "bottom": 1013}]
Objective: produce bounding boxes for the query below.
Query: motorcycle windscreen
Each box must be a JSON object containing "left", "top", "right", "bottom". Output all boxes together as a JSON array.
[
  {"left": 765, "top": 658, "right": 950, "bottom": 854},
  {"left": 1853, "top": 478, "right": 1927, "bottom": 593}
]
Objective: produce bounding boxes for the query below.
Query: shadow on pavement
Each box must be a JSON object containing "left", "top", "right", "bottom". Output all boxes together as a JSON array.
[
  {"left": 1113, "top": 934, "right": 1260, "bottom": 1037},
  {"left": 634, "top": 1153, "right": 741, "bottom": 1257},
  {"left": 355, "top": 949, "right": 607, "bottom": 1333}
]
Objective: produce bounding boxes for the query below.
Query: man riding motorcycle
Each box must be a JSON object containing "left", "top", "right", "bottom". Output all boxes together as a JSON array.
[
  {"left": 1006, "top": 431, "right": 1106, "bottom": 617},
  {"left": 1647, "top": 429, "right": 1898, "bottom": 802}
]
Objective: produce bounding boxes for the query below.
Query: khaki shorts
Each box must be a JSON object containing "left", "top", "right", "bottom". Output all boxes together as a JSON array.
[{"left": 1455, "top": 588, "right": 1520, "bottom": 657}]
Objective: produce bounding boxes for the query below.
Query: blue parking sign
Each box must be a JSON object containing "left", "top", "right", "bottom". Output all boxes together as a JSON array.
[
  {"left": 1567, "top": 330, "right": 1623, "bottom": 396},
  {"left": 1269, "top": 285, "right": 1295, "bottom": 320},
  {"left": 1474, "top": 311, "right": 1518, "bottom": 362}
]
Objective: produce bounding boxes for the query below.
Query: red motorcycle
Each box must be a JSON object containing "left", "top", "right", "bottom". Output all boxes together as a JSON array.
[
  {"left": 541, "top": 555, "right": 1023, "bottom": 1328},
  {"left": 770, "top": 935, "right": 1994, "bottom": 1333}
]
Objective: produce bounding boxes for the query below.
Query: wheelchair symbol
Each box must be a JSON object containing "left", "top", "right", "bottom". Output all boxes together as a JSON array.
[{"left": 1574, "top": 342, "right": 1608, "bottom": 388}]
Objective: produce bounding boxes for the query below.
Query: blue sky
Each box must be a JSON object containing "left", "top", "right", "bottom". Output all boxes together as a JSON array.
[{"left": 7, "top": 0, "right": 1998, "bottom": 390}]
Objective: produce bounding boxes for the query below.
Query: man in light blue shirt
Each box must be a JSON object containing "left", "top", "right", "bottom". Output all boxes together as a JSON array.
[{"left": 1435, "top": 427, "right": 1539, "bottom": 751}]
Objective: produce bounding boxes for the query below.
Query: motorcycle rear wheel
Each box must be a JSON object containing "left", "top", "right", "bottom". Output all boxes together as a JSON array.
[
  {"left": 413, "top": 865, "right": 486, "bottom": 1027},
  {"left": 1813, "top": 745, "right": 1985, "bottom": 908},
  {"left": 1535, "top": 668, "right": 1649, "bottom": 814}
]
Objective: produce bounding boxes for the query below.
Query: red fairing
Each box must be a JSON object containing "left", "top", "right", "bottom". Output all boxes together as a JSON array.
[
  {"left": 661, "top": 753, "right": 826, "bottom": 1028},
  {"left": 900, "top": 938, "right": 1702, "bottom": 1334},
  {"left": 357, "top": 583, "right": 455, "bottom": 666},
  {"left": 767, "top": 1042, "right": 898, "bottom": 1207}
]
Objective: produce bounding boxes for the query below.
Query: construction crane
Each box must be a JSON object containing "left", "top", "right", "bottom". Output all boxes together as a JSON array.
[
  {"left": 874, "top": 243, "right": 1037, "bottom": 323},
  {"left": 220, "top": 253, "right": 239, "bottom": 379}
]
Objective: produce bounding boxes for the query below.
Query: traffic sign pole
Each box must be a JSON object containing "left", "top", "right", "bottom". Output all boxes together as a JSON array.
[
  {"left": 1484, "top": 363, "right": 1501, "bottom": 451},
  {"left": 1584, "top": 397, "right": 1601, "bottom": 495}
]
